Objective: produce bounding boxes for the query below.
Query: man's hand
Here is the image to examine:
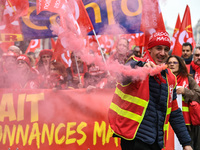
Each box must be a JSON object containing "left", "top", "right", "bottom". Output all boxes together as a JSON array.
[
  {"left": 176, "top": 87, "right": 185, "bottom": 94},
  {"left": 183, "top": 145, "right": 193, "bottom": 150},
  {"left": 143, "top": 61, "right": 156, "bottom": 68}
]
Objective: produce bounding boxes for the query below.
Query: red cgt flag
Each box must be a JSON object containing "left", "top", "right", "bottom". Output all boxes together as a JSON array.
[
  {"left": 0, "top": 0, "right": 29, "bottom": 41},
  {"left": 171, "top": 14, "right": 181, "bottom": 50},
  {"left": 25, "top": 39, "right": 41, "bottom": 54},
  {"left": 140, "top": 0, "right": 166, "bottom": 50},
  {"left": 1, "top": 0, "right": 29, "bottom": 23},
  {"left": 128, "top": 33, "right": 145, "bottom": 49},
  {"left": 172, "top": 5, "right": 196, "bottom": 56},
  {"left": 74, "top": 0, "right": 94, "bottom": 33},
  {"left": 96, "top": 35, "right": 115, "bottom": 55},
  {"left": 36, "top": 0, "right": 93, "bottom": 33},
  {"left": 51, "top": 38, "right": 56, "bottom": 50},
  {"left": 52, "top": 38, "right": 72, "bottom": 68}
]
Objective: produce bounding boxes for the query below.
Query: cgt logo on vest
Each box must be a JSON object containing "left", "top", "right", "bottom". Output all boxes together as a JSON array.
[{"left": 169, "top": 85, "right": 174, "bottom": 103}]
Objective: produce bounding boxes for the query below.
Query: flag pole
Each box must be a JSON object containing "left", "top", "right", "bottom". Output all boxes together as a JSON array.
[
  {"left": 74, "top": 53, "right": 82, "bottom": 84},
  {"left": 92, "top": 29, "right": 110, "bottom": 75},
  {"left": 141, "top": 46, "right": 144, "bottom": 57}
]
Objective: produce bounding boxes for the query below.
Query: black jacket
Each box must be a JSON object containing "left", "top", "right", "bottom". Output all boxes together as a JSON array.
[{"left": 125, "top": 59, "right": 191, "bottom": 148}]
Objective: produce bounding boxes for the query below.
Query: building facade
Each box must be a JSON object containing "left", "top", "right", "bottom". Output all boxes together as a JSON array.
[{"left": 194, "top": 19, "right": 200, "bottom": 47}]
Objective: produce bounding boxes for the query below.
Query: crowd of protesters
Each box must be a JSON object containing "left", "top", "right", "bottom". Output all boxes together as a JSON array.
[
  {"left": 0, "top": 33, "right": 200, "bottom": 149},
  {"left": 0, "top": 37, "right": 132, "bottom": 90}
]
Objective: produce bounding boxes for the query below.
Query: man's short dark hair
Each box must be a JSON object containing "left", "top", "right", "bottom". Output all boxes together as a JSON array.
[
  {"left": 182, "top": 42, "right": 193, "bottom": 51},
  {"left": 196, "top": 46, "right": 200, "bottom": 50}
]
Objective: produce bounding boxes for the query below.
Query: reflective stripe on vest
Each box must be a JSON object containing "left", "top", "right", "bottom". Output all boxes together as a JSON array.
[
  {"left": 108, "top": 76, "right": 149, "bottom": 140},
  {"left": 182, "top": 106, "right": 189, "bottom": 112},
  {"left": 110, "top": 87, "right": 149, "bottom": 123},
  {"left": 163, "top": 107, "right": 172, "bottom": 143},
  {"left": 182, "top": 97, "right": 191, "bottom": 125},
  {"left": 163, "top": 70, "right": 176, "bottom": 149},
  {"left": 115, "top": 87, "right": 148, "bottom": 107}
]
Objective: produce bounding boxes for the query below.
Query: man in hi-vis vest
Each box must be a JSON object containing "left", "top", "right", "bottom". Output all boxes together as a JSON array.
[{"left": 108, "top": 31, "right": 192, "bottom": 150}]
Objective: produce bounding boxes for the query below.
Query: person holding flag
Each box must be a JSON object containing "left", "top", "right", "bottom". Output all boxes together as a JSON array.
[{"left": 108, "top": 31, "right": 193, "bottom": 150}]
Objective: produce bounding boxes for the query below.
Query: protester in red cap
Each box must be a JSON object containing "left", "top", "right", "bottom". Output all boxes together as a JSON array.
[
  {"left": 36, "top": 49, "right": 53, "bottom": 88},
  {"left": 39, "top": 49, "right": 53, "bottom": 58},
  {"left": 12, "top": 55, "right": 39, "bottom": 89},
  {"left": 108, "top": 31, "right": 192, "bottom": 150},
  {"left": 36, "top": 49, "right": 53, "bottom": 75},
  {"left": 1, "top": 51, "right": 18, "bottom": 88}
]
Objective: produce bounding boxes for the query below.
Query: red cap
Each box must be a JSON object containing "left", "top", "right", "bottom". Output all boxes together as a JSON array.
[
  {"left": 39, "top": 49, "right": 53, "bottom": 57},
  {"left": 17, "top": 55, "right": 31, "bottom": 67},
  {"left": 148, "top": 31, "right": 171, "bottom": 49}
]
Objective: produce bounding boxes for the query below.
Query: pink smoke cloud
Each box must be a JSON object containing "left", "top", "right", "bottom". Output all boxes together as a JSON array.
[{"left": 50, "top": 1, "right": 167, "bottom": 84}]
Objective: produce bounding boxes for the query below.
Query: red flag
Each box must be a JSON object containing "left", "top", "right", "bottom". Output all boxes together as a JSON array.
[
  {"left": 25, "top": 39, "right": 41, "bottom": 54},
  {"left": 171, "top": 14, "right": 181, "bottom": 50},
  {"left": 74, "top": 0, "right": 94, "bottom": 33},
  {"left": 140, "top": 0, "right": 166, "bottom": 50},
  {"left": 0, "top": 0, "right": 29, "bottom": 41},
  {"left": 128, "top": 33, "right": 145, "bottom": 49},
  {"left": 37, "top": 0, "right": 91, "bottom": 52},
  {"left": 172, "top": 5, "right": 196, "bottom": 56},
  {"left": 86, "top": 35, "right": 98, "bottom": 53},
  {"left": 1, "top": 0, "right": 29, "bottom": 23},
  {"left": 95, "top": 35, "right": 115, "bottom": 55},
  {"left": 36, "top": 0, "right": 93, "bottom": 33},
  {"left": 51, "top": 38, "right": 56, "bottom": 50},
  {"left": 52, "top": 38, "right": 72, "bottom": 68}
]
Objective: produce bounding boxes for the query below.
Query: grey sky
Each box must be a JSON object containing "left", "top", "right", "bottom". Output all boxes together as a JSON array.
[{"left": 159, "top": 0, "right": 200, "bottom": 28}]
